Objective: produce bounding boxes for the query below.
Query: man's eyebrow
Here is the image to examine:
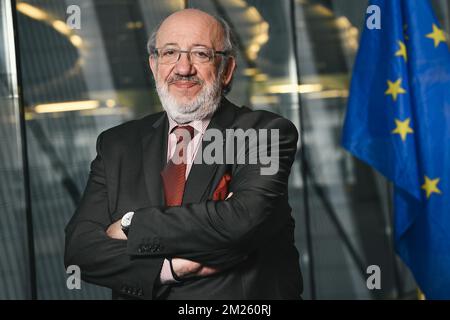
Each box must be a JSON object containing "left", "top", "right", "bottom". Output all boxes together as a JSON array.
[
  {"left": 191, "top": 43, "right": 210, "bottom": 48},
  {"left": 160, "top": 43, "right": 212, "bottom": 48},
  {"left": 161, "top": 42, "right": 178, "bottom": 47}
]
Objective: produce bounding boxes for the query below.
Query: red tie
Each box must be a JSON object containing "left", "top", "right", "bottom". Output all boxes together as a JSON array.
[{"left": 161, "top": 125, "right": 195, "bottom": 206}]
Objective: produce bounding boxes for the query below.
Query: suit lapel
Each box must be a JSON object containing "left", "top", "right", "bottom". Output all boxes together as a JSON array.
[
  {"left": 183, "top": 99, "right": 237, "bottom": 204},
  {"left": 141, "top": 113, "right": 168, "bottom": 206}
]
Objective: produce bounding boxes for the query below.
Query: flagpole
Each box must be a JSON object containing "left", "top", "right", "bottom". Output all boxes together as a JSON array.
[
  {"left": 385, "top": 180, "right": 404, "bottom": 299},
  {"left": 442, "top": 0, "right": 450, "bottom": 37}
]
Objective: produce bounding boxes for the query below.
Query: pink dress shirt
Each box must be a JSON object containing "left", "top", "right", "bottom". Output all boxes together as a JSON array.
[{"left": 159, "top": 116, "right": 211, "bottom": 284}]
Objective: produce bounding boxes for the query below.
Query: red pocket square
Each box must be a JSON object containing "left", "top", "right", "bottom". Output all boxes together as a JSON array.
[{"left": 212, "top": 173, "right": 231, "bottom": 201}]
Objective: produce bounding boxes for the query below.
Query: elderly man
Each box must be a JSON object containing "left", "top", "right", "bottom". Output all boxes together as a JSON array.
[{"left": 65, "top": 8, "right": 302, "bottom": 300}]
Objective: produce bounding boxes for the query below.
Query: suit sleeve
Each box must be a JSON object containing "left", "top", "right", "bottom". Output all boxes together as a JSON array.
[
  {"left": 64, "top": 133, "right": 164, "bottom": 299},
  {"left": 127, "top": 117, "right": 298, "bottom": 266}
]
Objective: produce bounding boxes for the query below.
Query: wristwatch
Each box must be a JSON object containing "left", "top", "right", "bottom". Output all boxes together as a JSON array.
[{"left": 120, "top": 211, "right": 135, "bottom": 236}]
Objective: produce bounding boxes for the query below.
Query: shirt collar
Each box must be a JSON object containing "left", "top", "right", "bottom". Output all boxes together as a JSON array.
[{"left": 167, "top": 115, "right": 211, "bottom": 135}]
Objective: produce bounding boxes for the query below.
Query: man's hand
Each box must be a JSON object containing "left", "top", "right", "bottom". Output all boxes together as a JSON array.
[
  {"left": 171, "top": 257, "right": 220, "bottom": 279},
  {"left": 106, "top": 219, "right": 127, "bottom": 240},
  {"left": 165, "top": 193, "right": 233, "bottom": 281}
]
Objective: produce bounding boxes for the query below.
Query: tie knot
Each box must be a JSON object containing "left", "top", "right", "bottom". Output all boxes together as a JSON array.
[{"left": 173, "top": 125, "right": 195, "bottom": 143}]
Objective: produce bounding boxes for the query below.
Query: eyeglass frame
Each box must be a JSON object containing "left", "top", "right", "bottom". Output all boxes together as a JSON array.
[{"left": 151, "top": 46, "right": 229, "bottom": 65}]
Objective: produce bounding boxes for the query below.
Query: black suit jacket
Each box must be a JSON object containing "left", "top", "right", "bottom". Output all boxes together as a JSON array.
[{"left": 64, "top": 98, "right": 303, "bottom": 299}]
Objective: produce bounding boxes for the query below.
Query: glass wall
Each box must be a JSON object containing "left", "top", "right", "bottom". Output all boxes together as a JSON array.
[
  {"left": 1, "top": 0, "right": 449, "bottom": 299},
  {"left": 0, "top": 0, "right": 32, "bottom": 299}
]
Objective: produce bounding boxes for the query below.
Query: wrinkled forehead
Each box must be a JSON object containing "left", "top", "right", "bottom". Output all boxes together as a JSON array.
[{"left": 156, "top": 11, "right": 224, "bottom": 49}]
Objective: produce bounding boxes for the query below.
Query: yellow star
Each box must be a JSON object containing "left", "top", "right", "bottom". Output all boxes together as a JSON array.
[
  {"left": 391, "top": 118, "right": 413, "bottom": 141},
  {"left": 385, "top": 78, "right": 406, "bottom": 101},
  {"left": 421, "top": 176, "right": 442, "bottom": 198},
  {"left": 395, "top": 40, "right": 407, "bottom": 62},
  {"left": 426, "top": 24, "right": 446, "bottom": 48}
]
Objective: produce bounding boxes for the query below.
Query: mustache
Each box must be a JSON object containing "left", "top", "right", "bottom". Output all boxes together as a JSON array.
[{"left": 167, "top": 75, "right": 204, "bottom": 85}]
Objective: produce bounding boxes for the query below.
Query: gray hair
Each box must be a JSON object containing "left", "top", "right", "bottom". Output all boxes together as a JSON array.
[{"left": 146, "top": 13, "right": 237, "bottom": 94}]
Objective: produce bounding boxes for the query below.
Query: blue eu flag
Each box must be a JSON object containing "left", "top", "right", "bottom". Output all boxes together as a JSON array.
[{"left": 342, "top": 0, "right": 450, "bottom": 299}]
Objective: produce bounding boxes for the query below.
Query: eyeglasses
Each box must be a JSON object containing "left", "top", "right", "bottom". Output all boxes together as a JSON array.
[{"left": 153, "top": 46, "right": 228, "bottom": 65}]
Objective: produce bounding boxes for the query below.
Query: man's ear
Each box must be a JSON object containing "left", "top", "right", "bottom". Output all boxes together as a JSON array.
[
  {"left": 149, "top": 56, "right": 157, "bottom": 77},
  {"left": 222, "top": 57, "right": 236, "bottom": 87}
]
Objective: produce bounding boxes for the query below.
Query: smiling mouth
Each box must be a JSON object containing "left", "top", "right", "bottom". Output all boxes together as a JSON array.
[{"left": 171, "top": 80, "right": 200, "bottom": 89}]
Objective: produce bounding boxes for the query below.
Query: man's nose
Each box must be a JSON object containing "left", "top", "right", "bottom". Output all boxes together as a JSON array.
[{"left": 174, "top": 52, "right": 195, "bottom": 75}]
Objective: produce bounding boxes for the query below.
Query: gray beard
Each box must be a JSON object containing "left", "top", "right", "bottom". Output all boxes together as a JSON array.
[{"left": 156, "top": 77, "right": 222, "bottom": 124}]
